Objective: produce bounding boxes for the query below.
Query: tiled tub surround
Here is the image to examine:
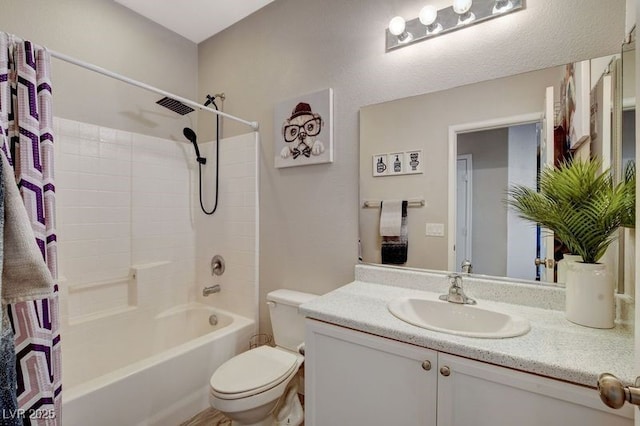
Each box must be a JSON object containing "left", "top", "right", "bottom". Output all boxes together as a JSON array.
[
  {"left": 195, "top": 133, "right": 260, "bottom": 323},
  {"left": 300, "top": 264, "right": 635, "bottom": 388},
  {"left": 53, "top": 118, "right": 260, "bottom": 424}
]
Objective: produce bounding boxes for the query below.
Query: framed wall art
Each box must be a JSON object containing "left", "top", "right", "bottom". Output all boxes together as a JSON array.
[{"left": 274, "top": 88, "right": 334, "bottom": 168}]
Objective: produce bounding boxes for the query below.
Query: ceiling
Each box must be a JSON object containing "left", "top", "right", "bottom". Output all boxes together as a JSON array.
[{"left": 114, "top": 0, "right": 275, "bottom": 44}]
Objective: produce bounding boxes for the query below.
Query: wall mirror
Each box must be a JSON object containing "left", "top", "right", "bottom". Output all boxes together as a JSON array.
[{"left": 359, "top": 44, "right": 631, "bottom": 289}]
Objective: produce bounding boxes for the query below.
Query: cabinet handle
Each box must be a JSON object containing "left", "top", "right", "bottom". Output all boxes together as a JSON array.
[
  {"left": 440, "top": 366, "right": 451, "bottom": 377},
  {"left": 421, "top": 360, "right": 432, "bottom": 371},
  {"left": 598, "top": 373, "right": 640, "bottom": 409}
]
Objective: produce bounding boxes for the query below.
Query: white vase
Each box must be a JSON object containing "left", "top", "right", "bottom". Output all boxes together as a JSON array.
[
  {"left": 556, "top": 254, "right": 583, "bottom": 284},
  {"left": 565, "top": 262, "right": 615, "bottom": 329}
]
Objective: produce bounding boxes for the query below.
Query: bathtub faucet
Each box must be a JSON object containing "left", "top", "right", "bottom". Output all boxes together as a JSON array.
[{"left": 203, "top": 285, "right": 221, "bottom": 297}]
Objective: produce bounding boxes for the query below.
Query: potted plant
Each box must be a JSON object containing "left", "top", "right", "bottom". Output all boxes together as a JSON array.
[{"left": 507, "top": 159, "right": 634, "bottom": 328}]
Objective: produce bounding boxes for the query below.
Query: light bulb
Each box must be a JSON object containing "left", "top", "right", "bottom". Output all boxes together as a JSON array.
[
  {"left": 388, "top": 16, "right": 406, "bottom": 36},
  {"left": 419, "top": 5, "right": 443, "bottom": 35},
  {"left": 493, "top": 0, "right": 513, "bottom": 13},
  {"left": 419, "top": 6, "right": 437, "bottom": 26},
  {"left": 452, "top": 0, "right": 473, "bottom": 14}
]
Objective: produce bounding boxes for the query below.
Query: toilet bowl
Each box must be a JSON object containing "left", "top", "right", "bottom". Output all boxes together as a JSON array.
[{"left": 209, "top": 289, "right": 316, "bottom": 426}]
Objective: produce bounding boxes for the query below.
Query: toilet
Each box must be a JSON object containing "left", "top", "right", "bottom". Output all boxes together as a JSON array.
[{"left": 209, "top": 289, "right": 316, "bottom": 426}]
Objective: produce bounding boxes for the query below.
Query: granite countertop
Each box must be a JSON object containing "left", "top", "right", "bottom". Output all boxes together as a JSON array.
[{"left": 300, "top": 267, "right": 635, "bottom": 389}]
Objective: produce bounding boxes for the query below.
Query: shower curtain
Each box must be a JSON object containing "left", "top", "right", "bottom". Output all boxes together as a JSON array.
[{"left": 0, "top": 33, "right": 61, "bottom": 425}]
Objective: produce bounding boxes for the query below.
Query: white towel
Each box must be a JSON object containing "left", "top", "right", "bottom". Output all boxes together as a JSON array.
[
  {"left": 1, "top": 153, "right": 54, "bottom": 306},
  {"left": 379, "top": 200, "right": 403, "bottom": 236}
]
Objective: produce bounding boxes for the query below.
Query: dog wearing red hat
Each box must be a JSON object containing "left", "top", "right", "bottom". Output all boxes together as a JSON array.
[{"left": 280, "top": 102, "right": 325, "bottom": 160}]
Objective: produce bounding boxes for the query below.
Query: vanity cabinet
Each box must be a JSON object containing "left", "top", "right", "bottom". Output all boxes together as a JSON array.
[{"left": 304, "top": 320, "right": 633, "bottom": 426}]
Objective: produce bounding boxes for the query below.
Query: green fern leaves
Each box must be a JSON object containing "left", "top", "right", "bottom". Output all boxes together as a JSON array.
[{"left": 506, "top": 159, "right": 635, "bottom": 264}]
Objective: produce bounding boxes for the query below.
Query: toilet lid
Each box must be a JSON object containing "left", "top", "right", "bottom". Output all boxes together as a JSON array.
[{"left": 210, "top": 346, "right": 298, "bottom": 395}]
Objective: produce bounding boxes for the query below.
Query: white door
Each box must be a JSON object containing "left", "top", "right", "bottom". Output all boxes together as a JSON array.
[
  {"left": 456, "top": 155, "right": 472, "bottom": 271},
  {"left": 538, "top": 86, "right": 556, "bottom": 282}
]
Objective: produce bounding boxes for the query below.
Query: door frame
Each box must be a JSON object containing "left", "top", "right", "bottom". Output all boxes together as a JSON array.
[{"left": 447, "top": 112, "right": 543, "bottom": 271}]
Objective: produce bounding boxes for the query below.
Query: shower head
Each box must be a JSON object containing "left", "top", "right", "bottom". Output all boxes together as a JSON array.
[
  {"left": 157, "top": 97, "right": 195, "bottom": 115},
  {"left": 183, "top": 127, "right": 206, "bottom": 164}
]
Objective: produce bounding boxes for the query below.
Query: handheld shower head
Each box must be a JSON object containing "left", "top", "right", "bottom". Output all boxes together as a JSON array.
[{"left": 183, "top": 127, "right": 206, "bottom": 164}]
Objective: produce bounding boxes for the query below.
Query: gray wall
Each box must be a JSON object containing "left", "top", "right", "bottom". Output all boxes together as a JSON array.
[
  {"left": 197, "top": 0, "right": 625, "bottom": 335},
  {"left": 0, "top": 0, "right": 198, "bottom": 139},
  {"left": 458, "top": 129, "right": 509, "bottom": 277}
]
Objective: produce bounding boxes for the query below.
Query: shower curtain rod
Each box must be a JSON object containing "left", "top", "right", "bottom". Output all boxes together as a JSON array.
[{"left": 49, "top": 49, "right": 260, "bottom": 131}]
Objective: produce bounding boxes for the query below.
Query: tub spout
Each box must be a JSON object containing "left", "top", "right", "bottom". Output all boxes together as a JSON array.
[{"left": 203, "top": 285, "right": 221, "bottom": 296}]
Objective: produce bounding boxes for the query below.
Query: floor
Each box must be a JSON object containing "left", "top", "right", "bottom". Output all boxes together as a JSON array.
[
  {"left": 180, "top": 395, "right": 305, "bottom": 426},
  {"left": 180, "top": 408, "right": 231, "bottom": 426}
]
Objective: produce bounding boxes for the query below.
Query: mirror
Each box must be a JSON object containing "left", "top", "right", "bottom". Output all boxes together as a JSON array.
[
  {"left": 618, "top": 29, "right": 635, "bottom": 294},
  {"left": 359, "top": 51, "right": 627, "bottom": 286}
]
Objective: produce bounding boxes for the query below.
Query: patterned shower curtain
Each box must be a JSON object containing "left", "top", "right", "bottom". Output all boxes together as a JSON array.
[{"left": 0, "top": 33, "right": 61, "bottom": 425}]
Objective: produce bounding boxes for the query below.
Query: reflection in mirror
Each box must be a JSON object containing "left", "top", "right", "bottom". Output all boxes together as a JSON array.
[
  {"left": 455, "top": 124, "right": 540, "bottom": 281},
  {"left": 619, "top": 29, "right": 635, "bottom": 295},
  {"left": 359, "top": 53, "right": 627, "bottom": 287}
]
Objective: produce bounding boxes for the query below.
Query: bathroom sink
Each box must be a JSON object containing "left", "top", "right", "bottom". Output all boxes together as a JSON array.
[{"left": 387, "top": 297, "right": 530, "bottom": 338}]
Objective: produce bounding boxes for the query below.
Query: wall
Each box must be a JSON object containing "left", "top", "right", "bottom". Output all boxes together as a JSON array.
[
  {"left": 54, "top": 117, "right": 196, "bottom": 326},
  {"left": 194, "top": 133, "right": 260, "bottom": 324},
  {"left": 0, "top": 0, "right": 198, "bottom": 139},
  {"left": 197, "top": 0, "right": 625, "bottom": 334},
  {"left": 458, "top": 128, "right": 508, "bottom": 277},
  {"left": 507, "top": 124, "right": 538, "bottom": 281}
]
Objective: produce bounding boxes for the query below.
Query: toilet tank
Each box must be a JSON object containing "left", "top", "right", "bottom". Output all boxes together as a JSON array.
[{"left": 267, "top": 289, "right": 317, "bottom": 352}]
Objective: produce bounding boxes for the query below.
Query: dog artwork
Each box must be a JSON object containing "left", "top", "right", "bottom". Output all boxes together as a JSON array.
[{"left": 274, "top": 89, "right": 333, "bottom": 168}]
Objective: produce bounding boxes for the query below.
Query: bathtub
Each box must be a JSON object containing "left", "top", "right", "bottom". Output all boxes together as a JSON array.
[{"left": 61, "top": 303, "right": 255, "bottom": 426}]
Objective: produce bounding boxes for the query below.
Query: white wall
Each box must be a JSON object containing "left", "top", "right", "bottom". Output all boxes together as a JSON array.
[
  {"left": 507, "top": 124, "right": 538, "bottom": 281},
  {"left": 458, "top": 128, "right": 509, "bottom": 277},
  {"left": 196, "top": 0, "right": 625, "bottom": 334},
  {"left": 55, "top": 119, "right": 260, "bottom": 332},
  {"left": 194, "top": 134, "right": 260, "bottom": 324},
  {"left": 54, "top": 117, "right": 196, "bottom": 325},
  {"left": 0, "top": 0, "right": 198, "bottom": 139}
]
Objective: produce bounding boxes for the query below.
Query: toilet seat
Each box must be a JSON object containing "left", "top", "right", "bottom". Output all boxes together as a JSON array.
[{"left": 210, "top": 346, "right": 299, "bottom": 400}]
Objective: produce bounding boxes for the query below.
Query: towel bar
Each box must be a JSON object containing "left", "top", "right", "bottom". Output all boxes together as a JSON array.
[{"left": 362, "top": 199, "right": 425, "bottom": 208}]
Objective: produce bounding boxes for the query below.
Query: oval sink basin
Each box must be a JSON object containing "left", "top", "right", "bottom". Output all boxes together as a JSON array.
[{"left": 388, "top": 297, "right": 530, "bottom": 338}]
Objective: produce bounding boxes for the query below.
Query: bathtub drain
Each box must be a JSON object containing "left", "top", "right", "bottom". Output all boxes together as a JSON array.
[{"left": 209, "top": 314, "right": 218, "bottom": 326}]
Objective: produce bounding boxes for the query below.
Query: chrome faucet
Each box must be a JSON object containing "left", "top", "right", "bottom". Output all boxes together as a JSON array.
[
  {"left": 461, "top": 259, "right": 473, "bottom": 274},
  {"left": 439, "top": 273, "right": 476, "bottom": 305},
  {"left": 203, "top": 284, "right": 221, "bottom": 297}
]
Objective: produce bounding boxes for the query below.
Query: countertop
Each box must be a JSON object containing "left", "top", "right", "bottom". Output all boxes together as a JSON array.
[{"left": 299, "top": 266, "right": 635, "bottom": 388}]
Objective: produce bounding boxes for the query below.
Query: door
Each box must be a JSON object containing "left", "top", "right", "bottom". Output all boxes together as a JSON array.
[
  {"left": 437, "top": 353, "right": 633, "bottom": 426},
  {"left": 456, "top": 155, "right": 472, "bottom": 271},
  {"left": 538, "top": 86, "right": 556, "bottom": 282},
  {"left": 305, "top": 320, "right": 437, "bottom": 426}
]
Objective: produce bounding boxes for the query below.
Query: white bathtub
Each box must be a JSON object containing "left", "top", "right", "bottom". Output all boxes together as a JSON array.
[{"left": 62, "top": 303, "right": 255, "bottom": 426}]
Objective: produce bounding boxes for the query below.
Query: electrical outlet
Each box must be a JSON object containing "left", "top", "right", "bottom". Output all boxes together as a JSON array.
[{"left": 425, "top": 223, "right": 445, "bottom": 237}]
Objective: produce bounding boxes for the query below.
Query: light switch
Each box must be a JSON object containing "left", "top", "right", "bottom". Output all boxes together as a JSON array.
[{"left": 425, "top": 223, "right": 445, "bottom": 237}]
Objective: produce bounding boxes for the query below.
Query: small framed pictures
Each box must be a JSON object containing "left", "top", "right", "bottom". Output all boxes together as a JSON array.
[
  {"left": 372, "top": 154, "right": 388, "bottom": 177},
  {"left": 388, "top": 152, "right": 404, "bottom": 175},
  {"left": 372, "top": 149, "right": 423, "bottom": 177},
  {"left": 404, "top": 150, "right": 423, "bottom": 174}
]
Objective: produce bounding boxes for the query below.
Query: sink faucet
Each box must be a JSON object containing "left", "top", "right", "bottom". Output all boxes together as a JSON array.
[
  {"left": 461, "top": 259, "right": 473, "bottom": 274},
  {"left": 203, "top": 284, "right": 221, "bottom": 297},
  {"left": 439, "top": 273, "right": 476, "bottom": 305}
]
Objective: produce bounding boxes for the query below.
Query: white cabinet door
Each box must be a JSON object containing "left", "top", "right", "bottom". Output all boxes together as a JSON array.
[
  {"left": 437, "top": 353, "right": 633, "bottom": 426},
  {"left": 305, "top": 320, "right": 437, "bottom": 426}
]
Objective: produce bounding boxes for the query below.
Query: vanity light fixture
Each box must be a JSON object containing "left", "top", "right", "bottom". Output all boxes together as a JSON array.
[{"left": 386, "top": 0, "right": 525, "bottom": 51}]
